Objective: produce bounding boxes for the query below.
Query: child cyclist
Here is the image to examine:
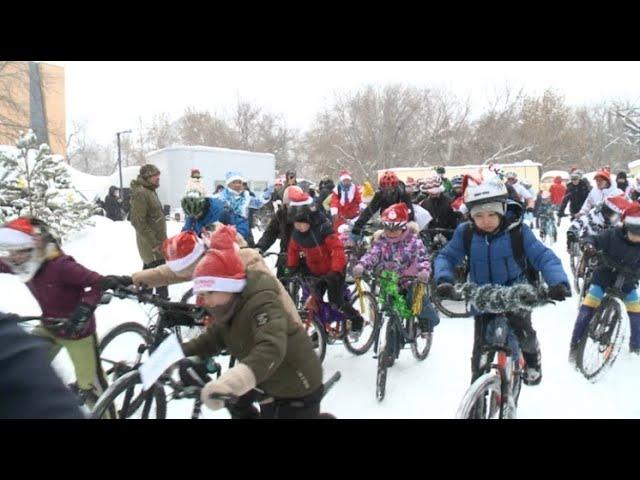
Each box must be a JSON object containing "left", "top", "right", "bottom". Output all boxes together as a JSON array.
[
  {"left": 569, "top": 204, "right": 640, "bottom": 362},
  {"left": 434, "top": 176, "right": 571, "bottom": 386},
  {"left": 352, "top": 203, "right": 440, "bottom": 339},
  {"left": 285, "top": 188, "right": 365, "bottom": 338}
]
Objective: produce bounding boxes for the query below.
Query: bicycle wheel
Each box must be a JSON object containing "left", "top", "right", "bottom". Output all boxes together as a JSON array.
[
  {"left": 174, "top": 287, "right": 206, "bottom": 342},
  {"left": 98, "top": 322, "right": 150, "bottom": 384},
  {"left": 429, "top": 279, "right": 471, "bottom": 318},
  {"left": 302, "top": 314, "right": 327, "bottom": 363},
  {"left": 344, "top": 291, "right": 380, "bottom": 355},
  {"left": 577, "top": 298, "right": 628, "bottom": 382},
  {"left": 410, "top": 318, "right": 433, "bottom": 361},
  {"left": 90, "top": 370, "right": 167, "bottom": 419},
  {"left": 455, "top": 371, "right": 504, "bottom": 419}
]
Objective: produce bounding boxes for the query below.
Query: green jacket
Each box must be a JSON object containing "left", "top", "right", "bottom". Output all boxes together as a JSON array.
[
  {"left": 129, "top": 176, "right": 167, "bottom": 264},
  {"left": 182, "top": 270, "right": 323, "bottom": 399}
]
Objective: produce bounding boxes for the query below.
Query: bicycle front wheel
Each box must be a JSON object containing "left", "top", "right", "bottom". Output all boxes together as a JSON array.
[
  {"left": 410, "top": 318, "right": 433, "bottom": 361},
  {"left": 344, "top": 291, "right": 380, "bottom": 355},
  {"left": 90, "top": 370, "right": 167, "bottom": 419},
  {"left": 303, "top": 314, "right": 327, "bottom": 363},
  {"left": 98, "top": 322, "right": 150, "bottom": 384},
  {"left": 577, "top": 298, "right": 628, "bottom": 382},
  {"left": 456, "top": 372, "right": 504, "bottom": 419}
]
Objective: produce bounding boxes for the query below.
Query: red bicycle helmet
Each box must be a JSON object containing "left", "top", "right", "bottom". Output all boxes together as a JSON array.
[{"left": 379, "top": 171, "right": 399, "bottom": 189}]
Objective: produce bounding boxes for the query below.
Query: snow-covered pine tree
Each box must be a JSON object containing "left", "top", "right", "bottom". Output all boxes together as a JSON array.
[{"left": 0, "top": 130, "right": 98, "bottom": 239}]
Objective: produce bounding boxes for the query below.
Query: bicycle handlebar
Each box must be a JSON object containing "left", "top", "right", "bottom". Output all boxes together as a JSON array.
[
  {"left": 108, "top": 287, "right": 208, "bottom": 317},
  {"left": 447, "top": 282, "right": 551, "bottom": 313}
]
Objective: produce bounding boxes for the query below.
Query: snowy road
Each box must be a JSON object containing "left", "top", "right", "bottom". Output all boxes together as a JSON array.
[{"left": 2, "top": 216, "right": 639, "bottom": 419}]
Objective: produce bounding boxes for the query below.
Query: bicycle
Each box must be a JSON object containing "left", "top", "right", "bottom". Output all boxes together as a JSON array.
[
  {"left": 421, "top": 228, "right": 471, "bottom": 319},
  {"left": 93, "top": 286, "right": 216, "bottom": 419},
  {"left": 281, "top": 272, "right": 380, "bottom": 361},
  {"left": 453, "top": 282, "right": 552, "bottom": 419},
  {"left": 539, "top": 213, "right": 557, "bottom": 245},
  {"left": 575, "top": 253, "right": 640, "bottom": 382},
  {"left": 372, "top": 270, "right": 434, "bottom": 401}
]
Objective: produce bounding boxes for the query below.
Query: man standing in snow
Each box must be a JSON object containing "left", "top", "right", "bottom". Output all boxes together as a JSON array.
[{"left": 129, "top": 164, "right": 168, "bottom": 298}]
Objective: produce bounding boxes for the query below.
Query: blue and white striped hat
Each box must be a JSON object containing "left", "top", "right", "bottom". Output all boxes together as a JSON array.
[{"left": 225, "top": 171, "right": 245, "bottom": 185}]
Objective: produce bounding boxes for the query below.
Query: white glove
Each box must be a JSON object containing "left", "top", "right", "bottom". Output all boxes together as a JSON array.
[{"left": 200, "top": 363, "right": 257, "bottom": 411}]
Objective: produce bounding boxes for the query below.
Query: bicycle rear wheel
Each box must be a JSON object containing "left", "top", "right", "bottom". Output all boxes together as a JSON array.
[
  {"left": 90, "top": 370, "right": 167, "bottom": 419},
  {"left": 302, "top": 313, "right": 327, "bottom": 363},
  {"left": 455, "top": 371, "right": 504, "bottom": 419},
  {"left": 577, "top": 298, "right": 628, "bottom": 382},
  {"left": 344, "top": 291, "right": 380, "bottom": 355}
]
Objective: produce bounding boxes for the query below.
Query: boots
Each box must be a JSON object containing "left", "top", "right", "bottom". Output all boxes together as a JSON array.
[{"left": 522, "top": 348, "right": 542, "bottom": 386}]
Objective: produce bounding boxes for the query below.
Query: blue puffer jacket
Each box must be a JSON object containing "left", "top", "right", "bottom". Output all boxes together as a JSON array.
[
  {"left": 434, "top": 220, "right": 569, "bottom": 290},
  {"left": 182, "top": 197, "right": 226, "bottom": 235}
]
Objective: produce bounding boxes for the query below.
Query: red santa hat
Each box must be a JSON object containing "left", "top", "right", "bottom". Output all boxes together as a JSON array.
[
  {"left": 192, "top": 226, "right": 246, "bottom": 293},
  {"left": 604, "top": 194, "right": 633, "bottom": 214},
  {"left": 339, "top": 170, "right": 352, "bottom": 182},
  {"left": 286, "top": 187, "right": 313, "bottom": 206},
  {"left": 0, "top": 217, "right": 37, "bottom": 247},
  {"left": 162, "top": 231, "right": 206, "bottom": 273},
  {"left": 622, "top": 204, "right": 640, "bottom": 228},
  {"left": 381, "top": 203, "right": 409, "bottom": 226}
]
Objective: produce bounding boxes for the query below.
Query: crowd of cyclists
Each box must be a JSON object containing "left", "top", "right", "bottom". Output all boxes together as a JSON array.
[{"left": 2, "top": 161, "right": 640, "bottom": 419}]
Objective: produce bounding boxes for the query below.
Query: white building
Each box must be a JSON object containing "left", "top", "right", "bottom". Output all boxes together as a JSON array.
[{"left": 145, "top": 146, "right": 276, "bottom": 209}]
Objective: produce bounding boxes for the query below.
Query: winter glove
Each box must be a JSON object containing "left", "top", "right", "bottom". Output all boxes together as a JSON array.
[
  {"left": 352, "top": 265, "right": 365, "bottom": 279},
  {"left": 201, "top": 363, "right": 257, "bottom": 411},
  {"left": 548, "top": 284, "right": 570, "bottom": 302},
  {"left": 417, "top": 270, "right": 430, "bottom": 284},
  {"left": 178, "top": 357, "right": 211, "bottom": 387},
  {"left": 582, "top": 243, "right": 597, "bottom": 257},
  {"left": 101, "top": 275, "right": 133, "bottom": 291},
  {"left": 63, "top": 303, "right": 94, "bottom": 337},
  {"left": 436, "top": 282, "right": 455, "bottom": 299}
]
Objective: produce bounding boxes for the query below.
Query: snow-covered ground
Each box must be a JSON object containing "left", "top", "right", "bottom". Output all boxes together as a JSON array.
[{"left": 2, "top": 216, "right": 640, "bottom": 419}]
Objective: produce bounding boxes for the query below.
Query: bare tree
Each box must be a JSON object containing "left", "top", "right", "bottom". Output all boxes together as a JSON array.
[{"left": 0, "top": 62, "right": 30, "bottom": 143}]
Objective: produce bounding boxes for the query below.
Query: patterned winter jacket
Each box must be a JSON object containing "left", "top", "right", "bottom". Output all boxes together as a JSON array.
[
  {"left": 568, "top": 204, "right": 614, "bottom": 240},
  {"left": 357, "top": 223, "right": 430, "bottom": 286}
]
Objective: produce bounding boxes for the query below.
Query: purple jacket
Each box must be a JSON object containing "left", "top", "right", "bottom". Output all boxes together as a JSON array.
[
  {"left": 0, "top": 253, "right": 103, "bottom": 340},
  {"left": 357, "top": 226, "right": 431, "bottom": 285}
]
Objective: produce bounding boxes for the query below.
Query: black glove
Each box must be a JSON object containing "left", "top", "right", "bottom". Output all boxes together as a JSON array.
[
  {"left": 64, "top": 303, "right": 94, "bottom": 337},
  {"left": 178, "top": 358, "right": 210, "bottom": 387},
  {"left": 101, "top": 275, "right": 133, "bottom": 291},
  {"left": 582, "top": 243, "right": 597, "bottom": 257},
  {"left": 436, "top": 282, "right": 455, "bottom": 299},
  {"left": 548, "top": 284, "right": 570, "bottom": 302}
]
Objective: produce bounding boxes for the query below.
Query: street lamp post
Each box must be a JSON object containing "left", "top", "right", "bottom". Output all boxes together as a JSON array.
[{"left": 116, "top": 130, "right": 132, "bottom": 192}]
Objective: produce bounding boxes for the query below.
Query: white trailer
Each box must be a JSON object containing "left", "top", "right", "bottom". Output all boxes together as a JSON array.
[{"left": 145, "top": 146, "right": 276, "bottom": 210}]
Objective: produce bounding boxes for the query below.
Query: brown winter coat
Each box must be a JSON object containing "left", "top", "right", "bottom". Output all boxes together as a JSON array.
[
  {"left": 129, "top": 176, "right": 167, "bottom": 264},
  {"left": 182, "top": 269, "right": 323, "bottom": 399}
]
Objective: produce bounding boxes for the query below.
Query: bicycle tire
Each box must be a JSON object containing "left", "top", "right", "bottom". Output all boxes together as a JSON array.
[
  {"left": 303, "top": 315, "right": 327, "bottom": 363},
  {"left": 429, "top": 278, "right": 472, "bottom": 318},
  {"left": 410, "top": 318, "right": 433, "bottom": 361},
  {"left": 344, "top": 291, "right": 380, "bottom": 355},
  {"left": 90, "top": 370, "right": 167, "bottom": 419},
  {"left": 455, "top": 371, "right": 503, "bottom": 419},
  {"left": 98, "top": 322, "right": 150, "bottom": 383},
  {"left": 174, "top": 288, "right": 206, "bottom": 342},
  {"left": 576, "top": 298, "right": 627, "bottom": 382}
]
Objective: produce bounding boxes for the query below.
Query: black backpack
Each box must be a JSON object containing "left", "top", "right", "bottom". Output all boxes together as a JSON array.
[{"left": 462, "top": 223, "right": 540, "bottom": 286}]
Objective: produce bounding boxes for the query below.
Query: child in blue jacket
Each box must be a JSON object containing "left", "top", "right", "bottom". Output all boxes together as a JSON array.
[{"left": 434, "top": 177, "right": 570, "bottom": 386}]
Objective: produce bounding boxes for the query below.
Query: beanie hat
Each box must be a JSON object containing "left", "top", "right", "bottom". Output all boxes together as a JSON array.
[
  {"left": 339, "top": 170, "right": 352, "bottom": 182},
  {"left": 192, "top": 226, "right": 246, "bottom": 293},
  {"left": 594, "top": 169, "right": 611, "bottom": 183},
  {"left": 287, "top": 188, "right": 313, "bottom": 206},
  {"left": 225, "top": 171, "right": 245, "bottom": 186},
  {"left": 622, "top": 204, "right": 640, "bottom": 231},
  {"left": 0, "top": 217, "right": 37, "bottom": 247},
  {"left": 191, "top": 168, "right": 201, "bottom": 178},
  {"left": 162, "top": 231, "right": 206, "bottom": 273}
]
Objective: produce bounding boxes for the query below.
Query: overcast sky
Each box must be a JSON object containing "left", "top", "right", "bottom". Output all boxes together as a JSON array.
[{"left": 52, "top": 61, "right": 640, "bottom": 145}]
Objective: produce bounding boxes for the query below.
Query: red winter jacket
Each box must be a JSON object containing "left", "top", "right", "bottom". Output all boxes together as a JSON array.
[
  {"left": 549, "top": 177, "right": 567, "bottom": 206},
  {"left": 287, "top": 228, "right": 347, "bottom": 276},
  {"left": 330, "top": 184, "right": 361, "bottom": 228}
]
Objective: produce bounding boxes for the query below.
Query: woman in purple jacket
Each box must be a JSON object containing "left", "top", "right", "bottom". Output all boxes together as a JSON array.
[{"left": 0, "top": 217, "right": 115, "bottom": 404}]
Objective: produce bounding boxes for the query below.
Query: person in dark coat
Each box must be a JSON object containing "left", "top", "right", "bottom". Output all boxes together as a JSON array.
[
  {"left": 559, "top": 169, "right": 592, "bottom": 220},
  {"left": 419, "top": 175, "right": 459, "bottom": 238},
  {"left": 104, "top": 186, "right": 123, "bottom": 221},
  {"left": 616, "top": 171, "right": 629, "bottom": 193},
  {"left": 0, "top": 313, "right": 84, "bottom": 419}
]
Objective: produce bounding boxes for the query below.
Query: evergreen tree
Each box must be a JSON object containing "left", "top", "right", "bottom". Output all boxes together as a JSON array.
[{"left": 0, "top": 130, "right": 98, "bottom": 239}]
